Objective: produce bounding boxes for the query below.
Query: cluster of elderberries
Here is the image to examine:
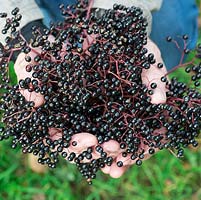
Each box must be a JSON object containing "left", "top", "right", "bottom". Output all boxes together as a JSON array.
[{"left": 0, "top": 0, "right": 200, "bottom": 182}]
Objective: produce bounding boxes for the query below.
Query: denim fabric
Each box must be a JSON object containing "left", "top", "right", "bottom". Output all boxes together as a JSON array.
[
  {"left": 150, "top": 0, "right": 199, "bottom": 69},
  {"left": 35, "top": 0, "right": 77, "bottom": 27},
  {"left": 35, "top": 0, "right": 199, "bottom": 70}
]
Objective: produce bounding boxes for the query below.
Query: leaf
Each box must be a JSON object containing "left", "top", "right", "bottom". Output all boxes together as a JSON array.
[{"left": 8, "top": 61, "right": 18, "bottom": 85}]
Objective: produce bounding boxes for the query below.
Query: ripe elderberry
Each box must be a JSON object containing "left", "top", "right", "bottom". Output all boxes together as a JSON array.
[{"left": 0, "top": 1, "right": 200, "bottom": 182}]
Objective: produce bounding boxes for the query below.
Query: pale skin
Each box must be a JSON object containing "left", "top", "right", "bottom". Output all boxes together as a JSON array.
[{"left": 14, "top": 38, "right": 168, "bottom": 178}]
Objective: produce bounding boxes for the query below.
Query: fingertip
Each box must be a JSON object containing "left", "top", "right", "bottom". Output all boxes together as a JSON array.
[
  {"left": 109, "top": 163, "right": 128, "bottom": 178},
  {"left": 69, "top": 133, "right": 98, "bottom": 153},
  {"left": 101, "top": 140, "right": 120, "bottom": 153},
  {"left": 101, "top": 165, "right": 111, "bottom": 174},
  {"left": 71, "top": 132, "right": 98, "bottom": 144}
]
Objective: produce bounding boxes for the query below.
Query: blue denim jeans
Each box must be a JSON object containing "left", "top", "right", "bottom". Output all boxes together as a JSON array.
[
  {"left": 35, "top": 0, "right": 199, "bottom": 70},
  {"left": 150, "top": 0, "right": 199, "bottom": 69}
]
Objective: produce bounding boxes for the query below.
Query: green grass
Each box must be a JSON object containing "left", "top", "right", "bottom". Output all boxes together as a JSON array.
[{"left": 0, "top": 139, "right": 200, "bottom": 200}]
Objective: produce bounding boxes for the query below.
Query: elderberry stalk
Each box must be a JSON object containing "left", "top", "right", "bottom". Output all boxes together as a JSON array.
[{"left": 0, "top": 0, "right": 200, "bottom": 182}]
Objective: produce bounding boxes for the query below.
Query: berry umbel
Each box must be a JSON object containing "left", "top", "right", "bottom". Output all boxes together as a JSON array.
[{"left": 0, "top": 0, "right": 200, "bottom": 182}]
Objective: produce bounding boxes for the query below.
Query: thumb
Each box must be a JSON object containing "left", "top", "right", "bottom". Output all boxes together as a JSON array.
[
  {"left": 14, "top": 52, "right": 44, "bottom": 107},
  {"left": 141, "top": 39, "right": 168, "bottom": 104}
]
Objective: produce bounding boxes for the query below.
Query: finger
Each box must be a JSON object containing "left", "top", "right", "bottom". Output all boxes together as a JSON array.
[
  {"left": 141, "top": 39, "right": 168, "bottom": 104},
  {"left": 14, "top": 52, "right": 39, "bottom": 79},
  {"left": 101, "top": 165, "right": 111, "bottom": 174},
  {"left": 49, "top": 130, "right": 99, "bottom": 162},
  {"left": 101, "top": 140, "right": 120, "bottom": 157},
  {"left": 141, "top": 70, "right": 167, "bottom": 104},
  {"left": 46, "top": 128, "right": 63, "bottom": 152},
  {"left": 101, "top": 153, "right": 131, "bottom": 175},
  {"left": 109, "top": 162, "right": 129, "bottom": 178},
  {"left": 91, "top": 147, "right": 101, "bottom": 159},
  {"left": 68, "top": 132, "right": 98, "bottom": 153},
  {"left": 20, "top": 89, "right": 45, "bottom": 108},
  {"left": 48, "top": 127, "right": 63, "bottom": 140},
  {"left": 14, "top": 53, "right": 44, "bottom": 107},
  {"left": 116, "top": 153, "right": 132, "bottom": 166},
  {"left": 14, "top": 53, "right": 33, "bottom": 80}
]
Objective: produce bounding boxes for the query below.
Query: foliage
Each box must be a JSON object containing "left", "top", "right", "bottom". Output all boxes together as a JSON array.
[{"left": 0, "top": 138, "right": 200, "bottom": 200}]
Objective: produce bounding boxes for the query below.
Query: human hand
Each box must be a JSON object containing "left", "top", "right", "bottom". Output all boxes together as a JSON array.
[
  {"left": 14, "top": 37, "right": 168, "bottom": 178},
  {"left": 99, "top": 39, "right": 168, "bottom": 177}
]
